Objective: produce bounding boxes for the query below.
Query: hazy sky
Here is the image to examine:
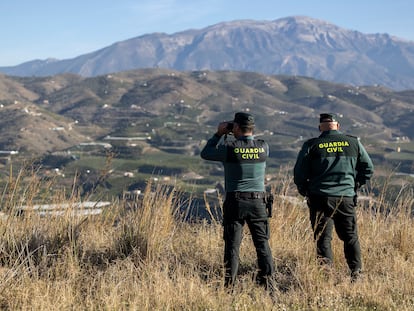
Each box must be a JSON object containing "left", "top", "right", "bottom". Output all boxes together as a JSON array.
[{"left": 1, "top": 0, "right": 413, "bottom": 66}]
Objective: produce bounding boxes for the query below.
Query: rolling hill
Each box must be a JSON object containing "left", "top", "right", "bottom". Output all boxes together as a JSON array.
[{"left": 0, "top": 69, "right": 413, "bottom": 199}]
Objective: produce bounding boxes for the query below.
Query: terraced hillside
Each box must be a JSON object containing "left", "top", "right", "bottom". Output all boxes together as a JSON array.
[{"left": 0, "top": 69, "right": 413, "bottom": 200}]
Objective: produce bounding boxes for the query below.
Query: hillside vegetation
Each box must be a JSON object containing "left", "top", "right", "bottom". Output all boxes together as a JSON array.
[{"left": 0, "top": 169, "right": 413, "bottom": 310}]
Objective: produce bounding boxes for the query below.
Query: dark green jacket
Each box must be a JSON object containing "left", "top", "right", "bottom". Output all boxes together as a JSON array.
[
  {"left": 294, "top": 130, "right": 374, "bottom": 197},
  {"left": 200, "top": 134, "right": 268, "bottom": 192}
]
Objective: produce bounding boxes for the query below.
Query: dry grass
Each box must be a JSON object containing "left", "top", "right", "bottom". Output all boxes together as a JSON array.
[{"left": 0, "top": 170, "right": 413, "bottom": 310}]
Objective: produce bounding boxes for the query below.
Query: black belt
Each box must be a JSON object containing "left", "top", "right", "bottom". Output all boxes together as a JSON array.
[{"left": 227, "top": 192, "right": 265, "bottom": 199}]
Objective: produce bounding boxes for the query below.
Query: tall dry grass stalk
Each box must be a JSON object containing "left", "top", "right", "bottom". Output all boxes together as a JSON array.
[{"left": 0, "top": 166, "right": 413, "bottom": 310}]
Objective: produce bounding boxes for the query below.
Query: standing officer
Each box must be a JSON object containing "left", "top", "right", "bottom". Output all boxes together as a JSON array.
[
  {"left": 200, "top": 112, "right": 274, "bottom": 288},
  {"left": 293, "top": 113, "right": 374, "bottom": 281}
]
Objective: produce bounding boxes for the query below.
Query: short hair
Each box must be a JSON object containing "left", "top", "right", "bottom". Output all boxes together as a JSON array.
[{"left": 319, "top": 113, "right": 338, "bottom": 123}]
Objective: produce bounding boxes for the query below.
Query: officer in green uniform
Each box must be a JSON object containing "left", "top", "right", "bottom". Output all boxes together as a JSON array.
[
  {"left": 200, "top": 112, "right": 274, "bottom": 288},
  {"left": 293, "top": 113, "right": 374, "bottom": 281}
]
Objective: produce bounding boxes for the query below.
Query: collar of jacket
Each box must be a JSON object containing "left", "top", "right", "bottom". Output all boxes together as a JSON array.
[
  {"left": 320, "top": 130, "right": 341, "bottom": 136},
  {"left": 238, "top": 135, "right": 254, "bottom": 140}
]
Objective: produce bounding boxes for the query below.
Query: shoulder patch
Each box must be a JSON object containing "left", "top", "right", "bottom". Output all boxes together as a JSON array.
[{"left": 346, "top": 134, "right": 360, "bottom": 141}]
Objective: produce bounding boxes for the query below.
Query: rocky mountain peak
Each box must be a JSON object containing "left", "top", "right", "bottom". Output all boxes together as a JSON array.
[{"left": 1, "top": 16, "right": 414, "bottom": 90}]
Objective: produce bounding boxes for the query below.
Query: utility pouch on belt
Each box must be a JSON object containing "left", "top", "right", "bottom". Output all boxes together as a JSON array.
[{"left": 266, "top": 193, "right": 274, "bottom": 218}]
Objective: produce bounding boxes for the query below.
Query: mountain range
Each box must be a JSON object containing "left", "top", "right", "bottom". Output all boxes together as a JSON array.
[{"left": 1, "top": 16, "right": 414, "bottom": 91}]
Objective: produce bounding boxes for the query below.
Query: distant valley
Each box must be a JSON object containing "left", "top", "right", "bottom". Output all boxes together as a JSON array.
[{"left": 0, "top": 69, "right": 413, "bottom": 200}]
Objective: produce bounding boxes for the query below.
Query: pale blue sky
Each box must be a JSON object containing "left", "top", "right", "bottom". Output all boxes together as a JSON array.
[{"left": 1, "top": 0, "right": 413, "bottom": 66}]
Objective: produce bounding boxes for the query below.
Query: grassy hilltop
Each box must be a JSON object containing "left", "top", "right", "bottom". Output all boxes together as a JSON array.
[{"left": 0, "top": 170, "right": 413, "bottom": 310}]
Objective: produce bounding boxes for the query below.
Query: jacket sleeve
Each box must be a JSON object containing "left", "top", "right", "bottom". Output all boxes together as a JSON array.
[
  {"left": 355, "top": 140, "right": 374, "bottom": 186},
  {"left": 293, "top": 141, "right": 311, "bottom": 196},
  {"left": 200, "top": 134, "right": 227, "bottom": 162}
]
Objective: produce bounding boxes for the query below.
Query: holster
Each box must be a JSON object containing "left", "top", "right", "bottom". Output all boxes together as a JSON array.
[{"left": 265, "top": 193, "right": 274, "bottom": 218}]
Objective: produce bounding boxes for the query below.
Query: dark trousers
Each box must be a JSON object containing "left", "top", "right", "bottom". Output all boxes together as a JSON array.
[
  {"left": 307, "top": 195, "right": 362, "bottom": 273},
  {"left": 223, "top": 194, "right": 274, "bottom": 287}
]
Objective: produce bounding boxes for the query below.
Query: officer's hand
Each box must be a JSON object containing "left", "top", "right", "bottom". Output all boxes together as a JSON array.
[
  {"left": 298, "top": 188, "right": 308, "bottom": 197},
  {"left": 216, "top": 122, "right": 230, "bottom": 137}
]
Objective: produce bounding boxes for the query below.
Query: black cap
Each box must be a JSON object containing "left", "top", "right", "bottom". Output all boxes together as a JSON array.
[
  {"left": 319, "top": 113, "right": 338, "bottom": 123},
  {"left": 233, "top": 112, "right": 255, "bottom": 127}
]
